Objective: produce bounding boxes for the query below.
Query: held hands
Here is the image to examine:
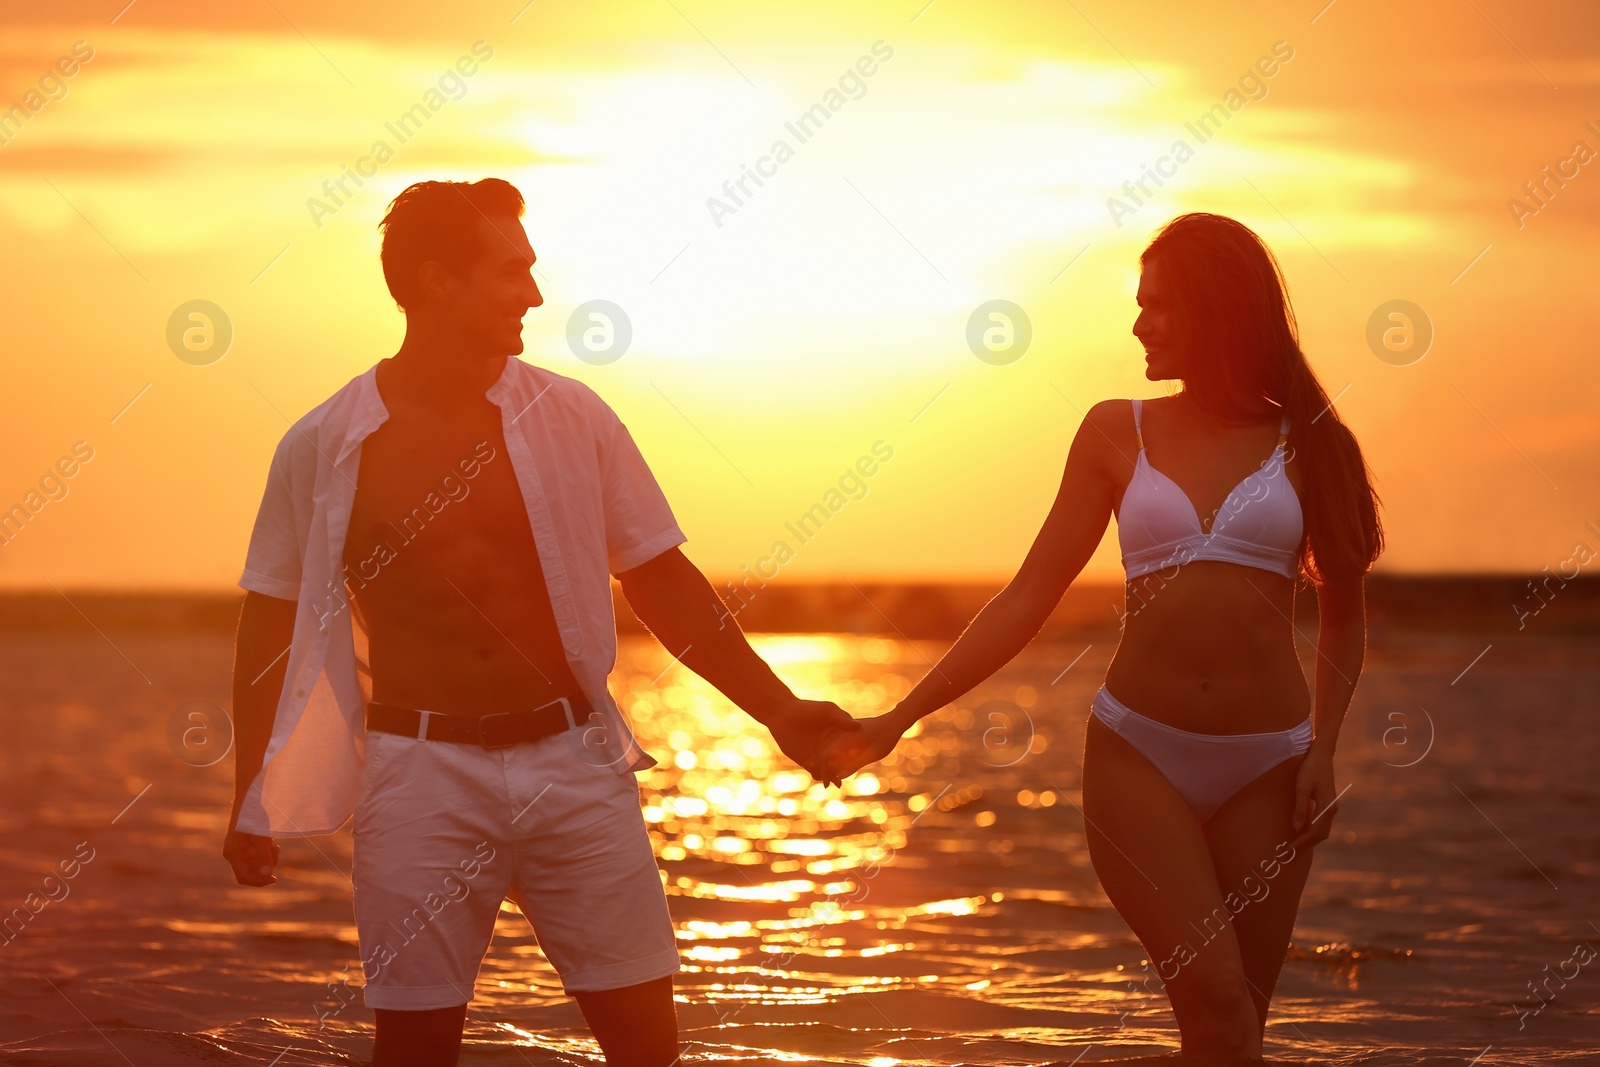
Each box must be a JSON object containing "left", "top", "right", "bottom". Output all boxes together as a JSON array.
[
  {"left": 764, "top": 699, "right": 917, "bottom": 787},
  {"left": 815, "top": 707, "right": 914, "bottom": 783},
  {"left": 764, "top": 698, "right": 865, "bottom": 787}
]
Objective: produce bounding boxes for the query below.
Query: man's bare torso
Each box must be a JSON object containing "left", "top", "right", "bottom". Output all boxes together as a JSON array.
[{"left": 343, "top": 370, "right": 575, "bottom": 714}]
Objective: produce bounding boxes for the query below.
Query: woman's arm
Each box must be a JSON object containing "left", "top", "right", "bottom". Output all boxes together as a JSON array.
[
  {"left": 1289, "top": 569, "right": 1367, "bottom": 847},
  {"left": 881, "top": 400, "right": 1122, "bottom": 736}
]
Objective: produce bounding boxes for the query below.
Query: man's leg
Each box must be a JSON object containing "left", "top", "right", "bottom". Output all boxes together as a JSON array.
[
  {"left": 372, "top": 1005, "right": 468, "bottom": 1067},
  {"left": 504, "top": 737, "right": 682, "bottom": 1066},
  {"left": 573, "top": 975, "right": 678, "bottom": 1067},
  {"left": 353, "top": 734, "right": 514, "bottom": 1065}
]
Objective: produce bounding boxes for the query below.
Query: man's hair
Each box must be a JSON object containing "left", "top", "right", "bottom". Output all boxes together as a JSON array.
[{"left": 378, "top": 178, "right": 526, "bottom": 311}]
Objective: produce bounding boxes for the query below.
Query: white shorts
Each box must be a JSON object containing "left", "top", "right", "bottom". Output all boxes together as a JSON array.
[{"left": 350, "top": 722, "right": 680, "bottom": 1010}]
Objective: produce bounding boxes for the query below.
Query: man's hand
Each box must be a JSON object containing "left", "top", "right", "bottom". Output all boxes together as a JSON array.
[
  {"left": 223, "top": 827, "right": 280, "bottom": 886},
  {"left": 764, "top": 699, "right": 862, "bottom": 786}
]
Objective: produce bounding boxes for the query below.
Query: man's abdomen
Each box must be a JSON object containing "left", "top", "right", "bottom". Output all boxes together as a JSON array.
[{"left": 346, "top": 423, "right": 579, "bottom": 715}]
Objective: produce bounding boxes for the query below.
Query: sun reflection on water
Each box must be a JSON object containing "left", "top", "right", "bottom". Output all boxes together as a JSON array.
[
  {"left": 624, "top": 635, "right": 930, "bottom": 876},
  {"left": 606, "top": 633, "right": 1027, "bottom": 1024},
  {"left": 597, "top": 631, "right": 1124, "bottom": 1060}
]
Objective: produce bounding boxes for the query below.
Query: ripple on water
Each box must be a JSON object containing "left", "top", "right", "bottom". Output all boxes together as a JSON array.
[{"left": 2, "top": 630, "right": 1594, "bottom": 1066}]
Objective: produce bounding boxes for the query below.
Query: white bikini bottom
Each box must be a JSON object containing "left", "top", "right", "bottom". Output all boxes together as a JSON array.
[{"left": 1091, "top": 684, "right": 1313, "bottom": 822}]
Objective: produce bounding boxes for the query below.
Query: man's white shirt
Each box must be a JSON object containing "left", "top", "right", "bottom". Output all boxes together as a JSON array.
[{"left": 235, "top": 356, "right": 686, "bottom": 837}]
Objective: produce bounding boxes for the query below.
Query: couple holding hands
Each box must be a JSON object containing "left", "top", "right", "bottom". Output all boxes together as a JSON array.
[{"left": 223, "top": 177, "right": 1383, "bottom": 1067}]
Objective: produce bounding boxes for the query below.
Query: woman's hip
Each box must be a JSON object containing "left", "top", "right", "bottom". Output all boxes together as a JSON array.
[{"left": 1101, "top": 654, "right": 1310, "bottom": 734}]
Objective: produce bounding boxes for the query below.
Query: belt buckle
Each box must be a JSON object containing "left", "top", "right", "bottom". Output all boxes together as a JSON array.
[{"left": 477, "top": 711, "right": 518, "bottom": 749}]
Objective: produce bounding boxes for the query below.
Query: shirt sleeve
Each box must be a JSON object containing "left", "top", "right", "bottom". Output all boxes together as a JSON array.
[
  {"left": 601, "top": 409, "right": 687, "bottom": 575},
  {"left": 237, "top": 429, "right": 303, "bottom": 600}
]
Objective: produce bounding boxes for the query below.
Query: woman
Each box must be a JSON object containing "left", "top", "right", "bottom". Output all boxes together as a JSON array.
[{"left": 824, "top": 213, "right": 1385, "bottom": 1060}]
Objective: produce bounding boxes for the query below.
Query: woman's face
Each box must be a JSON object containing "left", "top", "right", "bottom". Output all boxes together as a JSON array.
[{"left": 1132, "top": 255, "right": 1189, "bottom": 381}]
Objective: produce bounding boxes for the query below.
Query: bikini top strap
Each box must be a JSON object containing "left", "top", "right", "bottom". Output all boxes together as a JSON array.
[
  {"left": 1277, "top": 409, "right": 1290, "bottom": 446},
  {"left": 1132, "top": 398, "right": 1144, "bottom": 450}
]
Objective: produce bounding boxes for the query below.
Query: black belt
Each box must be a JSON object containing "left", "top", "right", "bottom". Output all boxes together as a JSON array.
[{"left": 366, "top": 695, "right": 583, "bottom": 749}]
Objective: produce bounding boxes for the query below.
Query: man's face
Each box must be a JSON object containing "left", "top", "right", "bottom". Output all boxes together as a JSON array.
[{"left": 433, "top": 212, "right": 544, "bottom": 356}]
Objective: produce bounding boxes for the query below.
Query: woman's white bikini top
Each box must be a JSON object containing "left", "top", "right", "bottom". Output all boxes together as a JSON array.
[{"left": 1117, "top": 398, "right": 1303, "bottom": 582}]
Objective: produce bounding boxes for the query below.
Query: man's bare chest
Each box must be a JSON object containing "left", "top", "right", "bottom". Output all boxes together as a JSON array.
[{"left": 344, "top": 412, "right": 535, "bottom": 571}]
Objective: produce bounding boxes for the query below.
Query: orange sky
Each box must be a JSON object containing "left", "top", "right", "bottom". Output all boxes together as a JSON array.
[{"left": 1, "top": 0, "right": 1597, "bottom": 589}]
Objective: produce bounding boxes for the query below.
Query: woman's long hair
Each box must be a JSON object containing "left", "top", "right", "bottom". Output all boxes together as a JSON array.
[{"left": 1140, "top": 212, "right": 1384, "bottom": 583}]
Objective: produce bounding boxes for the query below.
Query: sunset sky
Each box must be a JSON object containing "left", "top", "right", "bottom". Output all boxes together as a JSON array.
[{"left": 1, "top": 0, "right": 1596, "bottom": 590}]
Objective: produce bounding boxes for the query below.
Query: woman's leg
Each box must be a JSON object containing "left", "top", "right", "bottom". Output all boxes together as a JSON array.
[
  {"left": 1204, "top": 751, "right": 1317, "bottom": 1036},
  {"left": 1082, "top": 715, "right": 1262, "bottom": 1059}
]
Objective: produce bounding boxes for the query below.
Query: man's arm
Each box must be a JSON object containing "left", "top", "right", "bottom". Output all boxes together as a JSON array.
[
  {"left": 222, "top": 590, "right": 296, "bottom": 886},
  {"left": 615, "top": 547, "right": 859, "bottom": 784}
]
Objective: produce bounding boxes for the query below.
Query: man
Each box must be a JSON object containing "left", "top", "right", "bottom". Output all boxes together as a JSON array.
[{"left": 222, "top": 178, "right": 861, "bottom": 1067}]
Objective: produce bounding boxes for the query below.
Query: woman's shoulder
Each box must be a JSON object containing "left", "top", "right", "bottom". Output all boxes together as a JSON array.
[
  {"left": 1083, "top": 397, "right": 1143, "bottom": 431},
  {"left": 1087, "top": 396, "right": 1142, "bottom": 415},
  {"left": 1075, "top": 400, "right": 1143, "bottom": 470}
]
